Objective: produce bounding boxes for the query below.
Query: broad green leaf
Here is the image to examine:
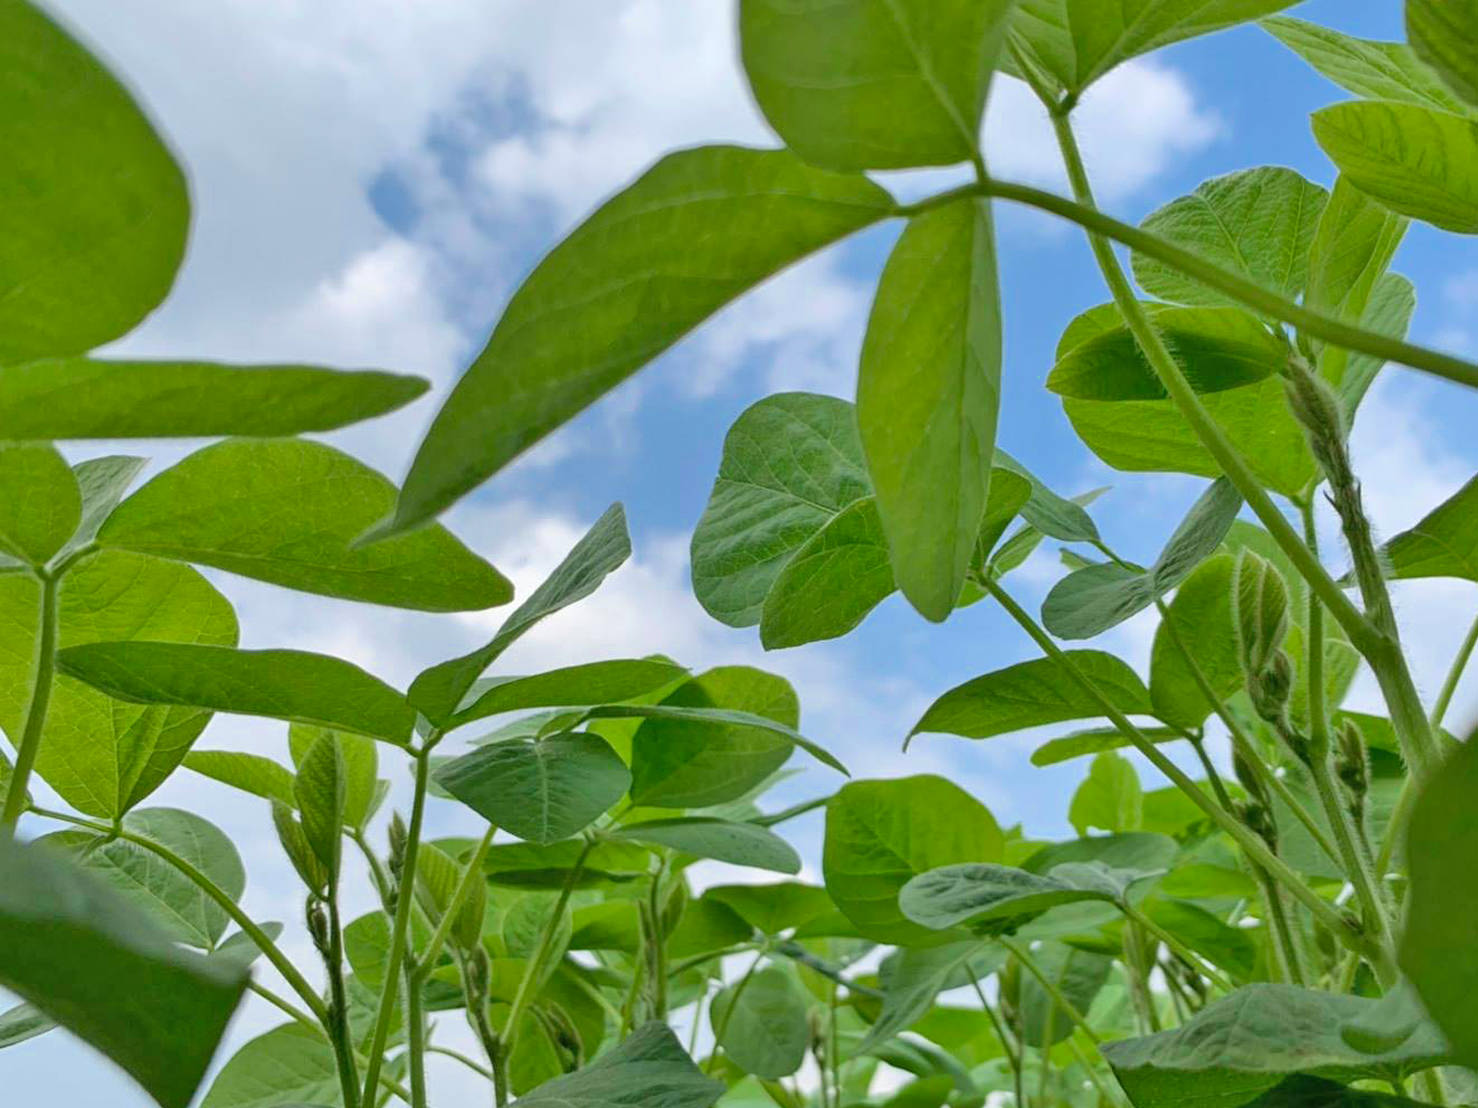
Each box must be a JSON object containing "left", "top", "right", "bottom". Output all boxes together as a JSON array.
[
  {"left": 0, "top": 1002, "right": 54, "bottom": 1050},
  {"left": 591, "top": 701, "right": 845, "bottom": 775},
  {"left": 1408, "top": 0, "right": 1478, "bottom": 109},
  {"left": 1381, "top": 475, "right": 1478, "bottom": 582},
  {"left": 1101, "top": 984, "right": 1451, "bottom": 1108},
  {"left": 57, "top": 642, "right": 416, "bottom": 745},
  {"left": 823, "top": 775, "right": 1004, "bottom": 945},
  {"left": 760, "top": 496, "right": 894, "bottom": 649},
  {"left": 98, "top": 438, "right": 509, "bottom": 612},
  {"left": 739, "top": 0, "right": 1014, "bottom": 171},
  {"left": 711, "top": 964, "right": 811, "bottom": 1079},
  {"left": 293, "top": 731, "right": 345, "bottom": 881},
  {"left": 1401, "top": 735, "right": 1478, "bottom": 1067},
  {"left": 1263, "top": 16, "right": 1466, "bottom": 112},
  {"left": 1131, "top": 168, "right": 1328, "bottom": 310},
  {"left": 1023, "top": 830, "right": 1178, "bottom": 874},
  {"left": 1143, "top": 896, "right": 1257, "bottom": 980},
  {"left": 1015, "top": 942, "right": 1114, "bottom": 1048},
  {"left": 900, "top": 862, "right": 1133, "bottom": 932},
  {"left": 1069, "top": 751, "right": 1143, "bottom": 834},
  {"left": 386, "top": 147, "right": 894, "bottom": 535},
  {"left": 451, "top": 658, "right": 687, "bottom": 730},
  {"left": 612, "top": 817, "right": 801, "bottom": 874},
  {"left": 0, "top": 838, "right": 247, "bottom": 1108},
  {"left": 1148, "top": 556, "right": 1239, "bottom": 729},
  {"left": 859, "top": 198, "right": 1001, "bottom": 621},
  {"left": 691, "top": 393, "right": 871, "bottom": 628},
  {"left": 704, "top": 882, "right": 841, "bottom": 937},
  {"left": 910, "top": 650, "right": 1151, "bottom": 742},
  {"left": 629, "top": 667, "right": 801, "bottom": 808},
  {"left": 1306, "top": 178, "right": 1409, "bottom": 327},
  {"left": 62, "top": 455, "right": 147, "bottom": 559},
  {"left": 435, "top": 732, "right": 630, "bottom": 844},
  {"left": 411, "top": 503, "right": 630, "bottom": 723},
  {"left": 0, "top": 551, "right": 239, "bottom": 819},
  {"left": 182, "top": 750, "right": 296, "bottom": 806},
  {"left": 0, "top": 0, "right": 188, "bottom": 363},
  {"left": 1042, "top": 477, "right": 1242, "bottom": 639},
  {"left": 994, "top": 451, "right": 1103, "bottom": 543},
  {"left": 0, "top": 443, "right": 81, "bottom": 566},
  {"left": 1030, "top": 725, "right": 1183, "bottom": 766},
  {"left": 858, "top": 942, "right": 1000, "bottom": 1055},
  {"left": 199, "top": 1024, "right": 339, "bottom": 1108},
  {"left": 1336, "top": 272, "right": 1415, "bottom": 417},
  {"left": 1005, "top": 0, "right": 1299, "bottom": 96},
  {"left": 288, "top": 724, "right": 379, "bottom": 831},
  {"left": 1048, "top": 306, "right": 1284, "bottom": 400},
  {"left": 514, "top": 1021, "right": 723, "bottom": 1108},
  {"left": 482, "top": 838, "right": 650, "bottom": 889},
  {"left": 0, "top": 360, "right": 427, "bottom": 439},
  {"left": 415, "top": 842, "right": 486, "bottom": 952},
  {"left": 1313, "top": 101, "right": 1478, "bottom": 234}
]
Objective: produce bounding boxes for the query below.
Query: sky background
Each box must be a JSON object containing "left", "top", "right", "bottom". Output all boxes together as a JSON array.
[{"left": 10, "top": 2, "right": 1478, "bottom": 1103}]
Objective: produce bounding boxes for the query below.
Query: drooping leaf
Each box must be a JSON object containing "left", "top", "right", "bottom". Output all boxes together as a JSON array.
[
  {"left": 859, "top": 198, "right": 1002, "bottom": 621},
  {"left": 0, "top": 443, "right": 82, "bottom": 566},
  {"left": 1030, "top": 725, "right": 1183, "bottom": 766},
  {"left": 1262, "top": 16, "right": 1466, "bottom": 112},
  {"left": 823, "top": 775, "right": 1004, "bottom": 945},
  {"left": 451, "top": 658, "right": 687, "bottom": 730},
  {"left": 739, "top": 0, "right": 1014, "bottom": 171},
  {"left": 0, "top": 360, "right": 427, "bottom": 439},
  {"left": 436, "top": 733, "right": 630, "bottom": 845},
  {"left": 385, "top": 147, "right": 894, "bottom": 535},
  {"left": 0, "top": 0, "right": 188, "bottom": 363},
  {"left": 1313, "top": 100, "right": 1478, "bottom": 234},
  {"left": 98, "top": 437, "right": 509, "bottom": 612},
  {"left": 515, "top": 1021, "right": 723, "bottom": 1108},
  {"left": 0, "top": 838, "right": 248, "bottom": 1108},
  {"left": 711, "top": 964, "right": 811, "bottom": 1079},
  {"left": 58, "top": 642, "right": 416, "bottom": 746},
  {"left": 1381, "top": 475, "right": 1478, "bottom": 582},
  {"left": 910, "top": 650, "right": 1151, "bottom": 743},
  {"left": 199, "top": 1023, "right": 339, "bottom": 1108},
  {"left": 411, "top": 503, "right": 631, "bottom": 723},
  {"left": 1407, "top": 0, "right": 1478, "bottom": 110},
  {"left": 1042, "top": 477, "right": 1243, "bottom": 639},
  {"left": 613, "top": 817, "right": 801, "bottom": 874},
  {"left": 182, "top": 750, "right": 296, "bottom": 807},
  {"left": 1069, "top": 751, "right": 1143, "bottom": 834},
  {"left": 1131, "top": 168, "right": 1328, "bottom": 310}
]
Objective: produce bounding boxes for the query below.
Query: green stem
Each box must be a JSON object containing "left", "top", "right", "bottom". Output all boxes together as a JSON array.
[
  {"left": 505, "top": 838, "right": 593, "bottom": 1055},
  {"left": 1122, "top": 904, "right": 1235, "bottom": 993},
  {"left": 971, "top": 970, "right": 1025, "bottom": 1108},
  {"left": 413, "top": 824, "right": 495, "bottom": 981},
  {"left": 1254, "top": 865, "right": 1306, "bottom": 987},
  {"left": 753, "top": 795, "right": 831, "bottom": 827},
  {"left": 1431, "top": 607, "right": 1478, "bottom": 729},
  {"left": 1121, "top": 924, "right": 1160, "bottom": 1034},
  {"left": 351, "top": 828, "right": 393, "bottom": 907},
  {"left": 1001, "top": 937, "right": 1100, "bottom": 1046},
  {"left": 773, "top": 940, "right": 883, "bottom": 999},
  {"left": 644, "top": 860, "right": 670, "bottom": 1021},
  {"left": 404, "top": 954, "right": 428, "bottom": 1108},
  {"left": 1, "top": 572, "right": 59, "bottom": 834},
  {"left": 248, "top": 982, "right": 412, "bottom": 1104},
  {"left": 427, "top": 1043, "right": 494, "bottom": 1080},
  {"left": 324, "top": 896, "right": 363, "bottom": 1108}
]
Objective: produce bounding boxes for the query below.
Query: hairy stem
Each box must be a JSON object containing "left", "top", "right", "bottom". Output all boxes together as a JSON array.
[
  {"left": 2, "top": 572, "right": 59, "bottom": 834},
  {"left": 1255, "top": 865, "right": 1306, "bottom": 987},
  {"left": 1123, "top": 903, "right": 1234, "bottom": 993},
  {"left": 1431, "top": 608, "right": 1478, "bottom": 729},
  {"left": 324, "top": 895, "right": 363, "bottom": 1108}
]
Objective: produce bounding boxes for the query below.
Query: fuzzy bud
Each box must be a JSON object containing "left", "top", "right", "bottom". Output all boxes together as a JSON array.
[
  {"left": 1335, "top": 719, "right": 1369, "bottom": 800},
  {"left": 1284, "top": 359, "right": 1349, "bottom": 478},
  {"left": 388, "top": 813, "right": 408, "bottom": 880},
  {"left": 1237, "top": 799, "right": 1277, "bottom": 848},
  {"left": 306, "top": 896, "right": 331, "bottom": 953},
  {"left": 1234, "top": 551, "right": 1291, "bottom": 682},
  {"left": 1249, "top": 650, "right": 1295, "bottom": 724},
  {"left": 1232, "top": 749, "right": 1270, "bottom": 809},
  {"left": 464, "top": 945, "right": 491, "bottom": 1001}
]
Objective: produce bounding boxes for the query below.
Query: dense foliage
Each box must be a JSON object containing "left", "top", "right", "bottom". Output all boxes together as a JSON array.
[{"left": 4, "top": 2, "right": 1478, "bottom": 1107}]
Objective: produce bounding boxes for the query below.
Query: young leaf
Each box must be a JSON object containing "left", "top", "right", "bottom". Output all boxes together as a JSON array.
[
  {"left": 414, "top": 842, "right": 486, "bottom": 952},
  {"left": 1337, "top": 272, "right": 1415, "bottom": 416},
  {"left": 450, "top": 658, "right": 687, "bottom": 730},
  {"left": 612, "top": 817, "right": 802, "bottom": 874},
  {"left": 513, "top": 1021, "right": 723, "bottom": 1108},
  {"left": 739, "top": 0, "right": 1014, "bottom": 170},
  {"left": 1015, "top": 942, "right": 1114, "bottom": 1048},
  {"left": 1144, "top": 896, "right": 1257, "bottom": 981},
  {"left": 411, "top": 503, "right": 631, "bottom": 723},
  {"left": 1234, "top": 550, "right": 1291, "bottom": 677},
  {"left": 0, "top": 838, "right": 248, "bottom": 1108},
  {"left": 1069, "top": 751, "right": 1143, "bottom": 834},
  {"left": 1313, "top": 101, "right": 1478, "bottom": 234},
  {"left": 704, "top": 882, "right": 841, "bottom": 937},
  {"left": 1131, "top": 168, "right": 1328, "bottom": 310},
  {"left": 97, "top": 437, "right": 510, "bottom": 612},
  {"left": 910, "top": 650, "right": 1151, "bottom": 743},
  {"left": 1407, "top": 0, "right": 1478, "bottom": 110},
  {"left": 0, "top": 0, "right": 188, "bottom": 363},
  {"left": 182, "top": 750, "right": 296, "bottom": 807},
  {"left": 591, "top": 702, "right": 843, "bottom": 775},
  {"left": 293, "top": 731, "right": 346, "bottom": 881},
  {"left": 856, "top": 941, "right": 1000, "bottom": 1055},
  {"left": 199, "top": 1023, "right": 340, "bottom": 1108},
  {"left": 1306, "top": 178, "right": 1409, "bottom": 326},
  {"left": 0, "top": 1003, "right": 54, "bottom": 1050},
  {"left": 1149, "top": 555, "right": 1242, "bottom": 729},
  {"left": 58, "top": 642, "right": 417, "bottom": 745},
  {"left": 270, "top": 800, "right": 328, "bottom": 894},
  {"left": 1262, "top": 16, "right": 1466, "bottom": 112},
  {"left": 823, "top": 775, "right": 1004, "bottom": 945},
  {"left": 711, "top": 964, "right": 811, "bottom": 1079},
  {"left": 384, "top": 147, "right": 894, "bottom": 536},
  {"left": 1380, "top": 475, "right": 1478, "bottom": 582},
  {"left": 435, "top": 733, "right": 630, "bottom": 845},
  {"left": 994, "top": 451, "right": 1103, "bottom": 543},
  {"left": 288, "top": 724, "right": 379, "bottom": 831},
  {"left": 860, "top": 198, "right": 1002, "bottom": 621},
  {"left": 61, "top": 455, "right": 148, "bottom": 558},
  {"left": 0, "top": 443, "right": 82, "bottom": 566}
]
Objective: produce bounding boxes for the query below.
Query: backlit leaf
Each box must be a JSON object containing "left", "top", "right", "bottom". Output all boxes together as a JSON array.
[
  {"left": 1263, "top": 17, "right": 1466, "bottom": 112},
  {"left": 1069, "top": 751, "right": 1143, "bottom": 834},
  {"left": 182, "top": 750, "right": 296, "bottom": 807},
  {"left": 0, "top": 443, "right": 81, "bottom": 566},
  {"left": 451, "top": 658, "right": 687, "bottom": 731},
  {"left": 199, "top": 1024, "right": 338, "bottom": 1108},
  {"left": 1149, "top": 555, "right": 1241, "bottom": 729},
  {"left": 1381, "top": 475, "right": 1478, "bottom": 582},
  {"left": 1407, "top": 0, "right": 1478, "bottom": 110}
]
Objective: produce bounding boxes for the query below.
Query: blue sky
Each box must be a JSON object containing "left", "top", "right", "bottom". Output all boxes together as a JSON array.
[{"left": 12, "top": 1, "right": 1478, "bottom": 1103}]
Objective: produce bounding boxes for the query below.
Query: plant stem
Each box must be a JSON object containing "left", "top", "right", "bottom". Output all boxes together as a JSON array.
[
  {"left": 1121, "top": 924, "right": 1159, "bottom": 1034},
  {"left": 1122, "top": 904, "right": 1235, "bottom": 993},
  {"left": 427, "top": 1043, "right": 494, "bottom": 1080},
  {"left": 971, "top": 970, "right": 1025, "bottom": 1108},
  {"left": 1254, "top": 865, "right": 1306, "bottom": 987},
  {"left": 404, "top": 954, "right": 428, "bottom": 1108},
  {"left": 351, "top": 828, "right": 393, "bottom": 906},
  {"left": 753, "top": 795, "right": 831, "bottom": 827},
  {"left": 1431, "top": 607, "right": 1478, "bottom": 730},
  {"left": 1, "top": 572, "right": 59, "bottom": 834},
  {"left": 504, "top": 838, "right": 593, "bottom": 1055},
  {"left": 1000, "top": 937, "right": 1100, "bottom": 1046},
  {"left": 324, "top": 895, "right": 363, "bottom": 1108},
  {"left": 413, "top": 824, "right": 495, "bottom": 981},
  {"left": 773, "top": 940, "right": 883, "bottom": 999},
  {"left": 644, "top": 860, "right": 670, "bottom": 1021}
]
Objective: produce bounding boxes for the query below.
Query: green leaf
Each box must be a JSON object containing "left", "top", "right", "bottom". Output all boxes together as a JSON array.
[
  {"left": 415, "top": 842, "right": 486, "bottom": 952},
  {"left": 995, "top": 451, "right": 1103, "bottom": 543},
  {"left": 1042, "top": 477, "right": 1242, "bottom": 639},
  {"left": 910, "top": 650, "right": 1151, "bottom": 743},
  {"left": 1263, "top": 16, "right": 1466, "bottom": 112},
  {"left": 293, "top": 731, "right": 346, "bottom": 881},
  {"left": 1069, "top": 751, "right": 1143, "bottom": 834},
  {"left": 435, "top": 732, "right": 630, "bottom": 844},
  {"left": 0, "top": 443, "right": 82, "bottom": 566},
  {"left": 288, "top": 724, "right": 379, "bottom": 831},
  {"left": 451, "top": 658, "right": 687, "bottom": 730},
  {"left": 739, "top": 0, "right": 1014, "bottom": 171},
  {"left": 1234, "top": 549, "right": 1291, "bottom": 678},
  {"left": 704, "top": 882, "right": 842, "bottom": 937},
  {"left": 98, "top": 437, "right": 509, "bottom": 612},
  {"left": 514, "top": 1021, "right": 723, "bottom": 1108},
  {"left": 0, "top": 0, "right": 188, "bottom": 363},
  {"left": 1143, "top": 896, "right": 1257, "bottom": 981},
  {"left": 1401, "top": 735, "right": 1478, "bottom": 1067},
  {"left": 1407, "top": 0, "right": 1478, "bottom": 110},
  {"left": 1243, "top": 1076, "right": 1444, "bottom": 1108},
  {"left": 612, "top": 817, "right": 801, "bottom": 874},
  {"left": 1336, "top": 272, "right": 1415, "bottom": 417},
  {"left": 1015, "top": 942, "right": 1113, "bottom": 1048},
  {"left": 900, "top": 862, "right": 1135, "bottom": 932},
  {"left": 1381, "top": 474, "right": 1478, "bottom": 582},
  {"left": 1132, "top": 168, "right": 1328, "bottom": 309},
  {"left": 1305, "top": 177, "right": 1409, "bottom": 342},
  {"left": 0, "top": 1002, "right": 54, "bottom": 1050},
  {"left": 386, "top": 147, "right": 894, "bottom": 535},
  {"left": 62, "top": 455, "right": 147, "bottom": 559},
  {"left": 1006, "top": 0, "right": 1299, "bottom": 96},
  {"left": 1030, "top": 725, "right": 1183, "bottom": 766},
  {"left": 209, "top": 924, "right": 285, "bottom": 974},
  {"left": 0, "top": 360, "right": 427, "bottom": 439},
  {"left": 857, "top": 942, "right": 1000, "bottom": 1055},
  {"left": 0, "top": 551, "right": 238, "bottom": 819},
  {"left": 0, "top": 837, "right": 247, "bottom": 1108},
  {"left": 1048, "top": 306, "right": 1284, "bottom": 400},
  {"left": 199, "top": 1024, "right": 339, "bottom": 1108},
  {"left": 411, "top": 503, "right": 630, "bottom": 723},
  {"left": 1100, "top": 984, "right": 1450, "bottom": 1108},
  {"left": 182, "top": 750, "right": 296, "bottom": 806},
  {"left": 823, "top": 775, "right": 1004, "bottom": 945},
  {"left": 712, "top": 964, "right": 811, "bottom": 1079},
  {"left": 1149, "top": 555, "right": 1241, "bottom": 728},
  {"left": 271, "top": 800, "right": 328, "bottom": 895},
  {"left": 590, "top": 701, "right": 844, "bottom": 777},
  {"left": 859, "top": 198, "right": 1002, "bottom": 621},
  {"left": 57, "top": 642, "right": 416, "bottom": 745},
  {"left": 1313, "top": 100, "right": 1478, "bottom": 234}
]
